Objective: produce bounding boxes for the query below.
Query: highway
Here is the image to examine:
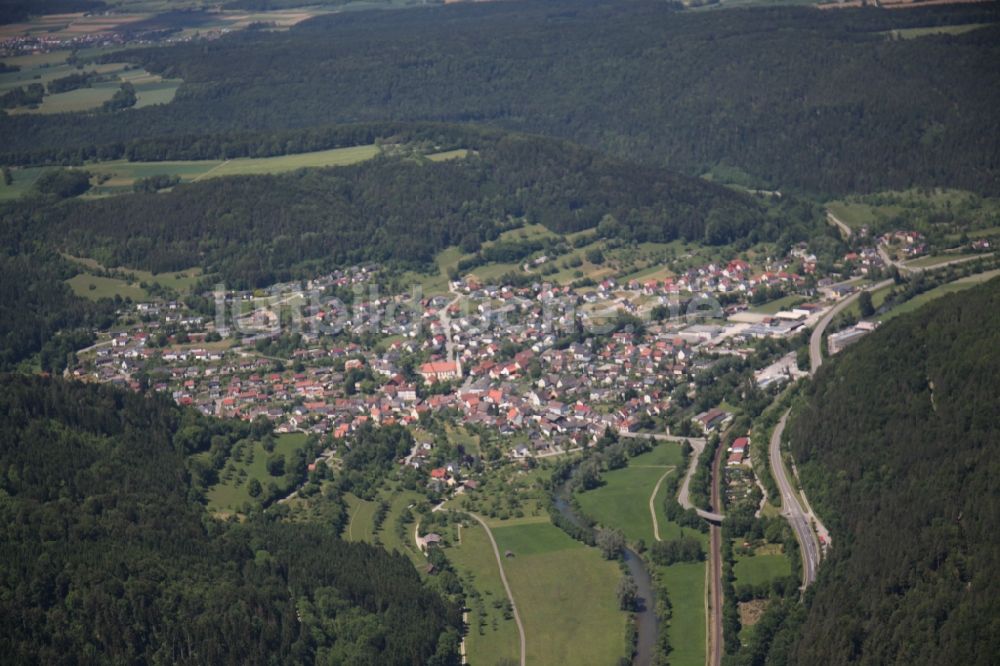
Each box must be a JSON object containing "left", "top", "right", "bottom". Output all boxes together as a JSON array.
[{"left": 768, "top": 410, "right": 822, "bottom": 587}]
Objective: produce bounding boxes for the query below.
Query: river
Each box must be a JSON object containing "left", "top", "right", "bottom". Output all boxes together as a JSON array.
[{"left": 553, "top": 477, "right": 658, "bottom": 666}]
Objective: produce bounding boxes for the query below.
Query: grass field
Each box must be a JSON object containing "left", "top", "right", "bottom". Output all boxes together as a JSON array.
[
  {"left": 903, "top": 254, "right": 969, "bottom": 269},
  {"left": 656, "top": 561, "right": 706, "bottom": 666},
  {"left": 426, "top": 148, "right": 471, "bottom": 162},
  {"left": 446, "top": 522, "right": 522, "bottom": 664},
  {"left": 206, "top": 432, "right": 309, "bottom": 513},
  {"left": 880, "top": 271, "right": 1000, "bottom": 322},
  {"left": 826, "top": 201, "right": 891, "bottom": 229},
  {"left": 379, "top": 490, "right": 425, "bottom": 563},
  {"left": 343, "top": 493, "right": 378, "bottom": 543},
  {"left": 66, "top": 272, "right": 149, "bottom": 300},
  {"left": 0, "top": 53, "right": 181, "bottom": 114},
  {"left": 83, "top": 144, "right": 381, "bottom": 191},
  {"left": 573, "top": 442, "right": 706, "bottom": 666},
  {"left": 0, "top": 166, "right": 54, "bottom": 201},
  {"left": 62, "top": 256, "right": 203, "bottom": 298},
  {"left": 489, "top": 519, "right": 627, "bottom": 665},
  {"left": 733, "top": 546, "right": 791, "bottom": 587},
  {"left": 886, "top": 23, "right": 994, "bottom": 40},
  {"left": 576, "top": 443, "right": 683, "bottom": 545},
  {"left": 750, "top": 293, "right": 807, "bottom": 315}
]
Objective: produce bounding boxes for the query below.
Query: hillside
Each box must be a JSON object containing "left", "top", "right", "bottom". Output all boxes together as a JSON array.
[
  {"left": 733, "top": 278, "right": 1000, "bottom": 664},
  {"left": 0, "top": 374, "right": 462, "bottom": 664},
  {"left": 10, "top": 130, "right": 782, "bottom": 285},
  {"left": 2, "top": 1, "right": 999, "bottom": 195}
]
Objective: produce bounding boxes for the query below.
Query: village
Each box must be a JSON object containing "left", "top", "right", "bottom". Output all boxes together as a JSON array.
[{"left": 67, "top": 236, "right": 896, "bottom": 484}]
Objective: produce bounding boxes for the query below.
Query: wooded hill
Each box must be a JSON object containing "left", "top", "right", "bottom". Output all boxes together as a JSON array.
[
  {"left": 730, "top": 278, "right": 1000, "bottom": 664},
  {"left": 11, "top": 131, "right": 801, "bottom": 285},
  {"left": 0, "top": 374, "right": 462, "bottom": 664},
  {"left": 2, "top": 0, "right": 999, "bottom": 195}
]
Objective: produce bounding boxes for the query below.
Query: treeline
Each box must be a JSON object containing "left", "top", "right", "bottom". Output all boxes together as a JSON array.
[
  {"left": 737, "top": 278, "right": 1000, "bottom": 664},
  {"left": 0, "top": 374, "right": 462, "bottom": 664},
  {"left": 1, "top": 0, "right": 999, "bottom": 195},
  {"left": 7, "top": 131, "right": 773, "bottom": 287}
]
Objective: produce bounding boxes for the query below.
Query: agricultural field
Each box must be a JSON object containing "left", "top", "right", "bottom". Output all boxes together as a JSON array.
[
  {"left": 0, "top": 52, "right": 181, "bottom": 115},
  {"left": 205, "top": 432, "right": 310, "bottom": 513},
  {"left": 489, "top": 518, "right": 628, "bottom": 665},
  {"left": 83, "top": 144, "right": 381, "bottom": 193},
  {"left": 425, "top": 148, "right": 471, "bottom": 162},
  {"left": 575, "top": 442, "right": 684, "bottom": 545}
]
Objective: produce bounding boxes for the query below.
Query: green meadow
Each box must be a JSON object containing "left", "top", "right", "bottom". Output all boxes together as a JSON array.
[
  {"left": 880, "top": 271, "right": 1000, "bottom": 323},
  {"left": 576, "top": 442, "right": 682, "bottom": 545},
  {"left": 66, "top": 273, "right": 149, "bottom": 301},
  {"left": 343, "top": 494, "right": 379, "bottom": 543},
  {"left": 574, "top": 442, "right": 707, "bottom": 666},
  {"left": 206, "top": 432, "right": 309, "bottom": 513},
  {"left": 445, "top": 522, "right": 522, "bottom": 665},
  {"left": 656, "top": 561, "right": 706, "bottom": 666},
  {"left": 490, "top": 518, "right": 627, "bottom": 665},
  {"left": 733, "top": 547, "right": 791, "bottom": 587}
]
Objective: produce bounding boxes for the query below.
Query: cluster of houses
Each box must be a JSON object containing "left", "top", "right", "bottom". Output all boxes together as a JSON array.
[
  {"left": 880, "top": 230, "right": 927, "bottom": 259},
  {"left": 74, "top": 245, "right": 847, "bottom": 475}
]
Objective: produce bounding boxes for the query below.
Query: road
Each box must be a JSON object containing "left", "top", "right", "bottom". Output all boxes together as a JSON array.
[
  {"left": 674, "top": 436, "right": 725, "bottom": 523},
  {"left": 468, "top": 512, "right": 526, "bottom": 666},
  {"left": 826, "top": 210, "right": 853, "bottom": 240},
  {"left": 809, "top": 279, "right": 893, "bottom": 374},
  {"left": 768, "top": 410, "right": 822, "bottom": 588}
]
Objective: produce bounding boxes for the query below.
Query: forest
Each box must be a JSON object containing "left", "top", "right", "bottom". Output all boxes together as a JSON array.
[
  {"left": 0, "top": 374, "right": 463, "bottom": 664},
  {"left": 4, "top": 131, "right": 788, "bottom": 285},
  {"left": 1, "top": 0, "right": 999, "bottom": 196},
  {"left": 728, "top": 279, "right": 1000, "bottom": 665}
]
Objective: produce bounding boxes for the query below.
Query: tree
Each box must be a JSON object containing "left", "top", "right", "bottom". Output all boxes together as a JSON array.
[
  {"left": 617, "top": 574, "right": 639, "bottom": 611},
  {"left": 247, "top": 478, "right": 262, "bottom": 497},
  {"left": 596, "top": 528, "right": 626, "bottom": 560},
  {"left": 266, "top": 454, "right": 285, "bottom": 477},
  {"left": 858, "top": 290, "right": 875, "bottom": 318}
]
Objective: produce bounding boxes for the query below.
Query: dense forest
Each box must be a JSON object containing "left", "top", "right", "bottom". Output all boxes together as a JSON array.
[
  {"left": 2, "top": 0, "right": 999, "bottom": 195},
  {"left": 729, "top": 279, "right": 1000, "bottom": 665},
  {"left": 7, "top": 131, "right": 792, "bottom": 285},
  {"left": 0, "top": 374, "right": 462, "bottom": 664}
]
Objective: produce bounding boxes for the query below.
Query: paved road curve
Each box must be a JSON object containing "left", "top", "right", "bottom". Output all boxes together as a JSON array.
[
  {"left": 768, "top": 410, "right": 822, "bottom": 587},
  {"left": 809, "top": 279, "right": 893, "bottom": 374}
]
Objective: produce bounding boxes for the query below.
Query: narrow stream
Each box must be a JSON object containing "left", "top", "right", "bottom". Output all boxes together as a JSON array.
[{"left": 554, "top": 477, "right": 658, "bottom": 666}]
